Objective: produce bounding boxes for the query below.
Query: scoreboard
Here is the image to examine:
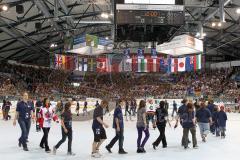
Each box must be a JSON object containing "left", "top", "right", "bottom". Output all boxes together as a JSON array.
[
  {"left": 117, "top": 10, "right": 184, "bottom": 25},
  {"left": 116, "top": 4, "right": 185, "bottom": 25}
]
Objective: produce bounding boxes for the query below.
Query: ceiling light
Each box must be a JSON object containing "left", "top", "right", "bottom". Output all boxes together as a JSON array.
[
  {"left": 105, "top": 36, "right": 109, "bottom": 40},
  {"left": 218, "top": 22, "right": 222, "bottom": 27},
  {"left": 2, "top": 5, "right": 8, "bottom": 11},
  {"left": 236, "top": 8, "right": 240, "bottom": 14},
  {"left": 211, "top": 22, "right": 216, "bottom": 27},
  {"left": 196, "top": 32, "right": 200, "bottom": 37},
  {"left": 203, "top": 33, "right": 207, "bottom": 37},
  {"left": 101, "top": 13, "right": 109, "bottom": 19},
  {"left": 50, "top": 43, "right": 57, "bottom": 48}
]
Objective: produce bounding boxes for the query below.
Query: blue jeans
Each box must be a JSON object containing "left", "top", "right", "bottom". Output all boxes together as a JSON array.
[
  {"left": 198, "top": 122, "right": 210, "bottom": 137},
  {"left": 137, "top": 127, "right": 150, "bottom": 148},
  {"left": 18, "top": 119, "right": 31, "bottom": 147}
]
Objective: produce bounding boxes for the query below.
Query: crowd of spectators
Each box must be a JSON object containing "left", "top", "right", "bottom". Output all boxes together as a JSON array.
[{"left": 0, "top": 62, "right": 239, "bottom": 102}]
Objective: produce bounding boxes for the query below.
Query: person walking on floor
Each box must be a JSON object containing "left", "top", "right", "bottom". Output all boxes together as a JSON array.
[
  {"left": 13, "top": 92, "right": 35, "bottom": 151},
  {"left": 136, "top": 100, "right": 150, "bottom": 153},
  {"left": 91, "top": 100, "right": 109, "bottom": 158},
  {"left": 217, "top": 104, "right": 228, "bottom": 139},
  {"left": 53, "top": 102, "right": 75, "bottom": 156},
  {"left": 152, "top": 101, "right": 170, "bottom": 149},
  {"left": 106, "top": 99, "right": 127, "bottom": 154},
  {"left": 38, "top": 98, "right": 58, "bottom": 153},
  {"left": 182, "top": 103, "right": 198, "bottom": 149},
  {"left": 195, "top": 101, "right": 212, "bottom": 142}
]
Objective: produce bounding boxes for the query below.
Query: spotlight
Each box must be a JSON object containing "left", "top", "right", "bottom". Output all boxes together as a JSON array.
[
  {"left": 196, "top": 32, "right": 200, "bottom": 37},
  {"left": 101, "top": 13, "right": 109, "bottom": 19},
  {"left": 236, "top": 8, "right": 240, "bottom": 14},
  {"left": 105, "top": 36, "right": 109, "bottom": 40},
  {"left": 211, "top": 22, "right": 216, "bottom": 27},
  {"left": 2, "top": 5, "right": 8, "bottom": 11},
  {"left": 50, "top": 43, "right": 57, "bottom": 48},
  {"left": 218, "top": 22, "right": 222, "bottom": 27}
]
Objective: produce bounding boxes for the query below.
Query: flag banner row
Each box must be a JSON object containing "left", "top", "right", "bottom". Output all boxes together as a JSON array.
[{"left": 52, "top": 54, "right": 202, "bottom": 73}]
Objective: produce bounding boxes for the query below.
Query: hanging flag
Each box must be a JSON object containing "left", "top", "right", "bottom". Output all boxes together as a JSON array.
[
  {"left": 97, "top": 57, "right": 108, "bottom": 72},
  {"left": 55, "top": 54, "right": 62, "bottom": 68},
  {"left": 124, "top": 48, "right": 130, "bottom": 58},
  {"left": 79, "top": 58, "right": 88, "bottom": 71},
  {"left": 138, "top": 58, "right": 147, "bottom": 72},
  {"left": 132, "top": 56, "right": 138, "bottom": 72},
  {"left": 185, "top": 56, "right": 192, "bottom": 72},
  {"left": 61, "top": 55, "right": 66, "bottom": 69},
  {"left": 147, "top": 58, "right": 159, "bottom": 72},
  {"left": 170, "top": 58, "right": 178, "bottom": 73},
  {"left": 88, "top": 58, "right": 96, "bottom": 72},
  {"left": 74, "top": 56, "right": 79, "bottom": 70},
  {"left": 151, "top": 48, "right": 157, "bottom": 58},
  {"left": 137, "top": 48, "right": 144, "bottom": 59},
  {"left": 123, "top": 58, "right": 132, "bottom": 72},
  {"left": 111, "top": 55, "right": 124, "bottom": 72},
  {"left": 193, "top": 54, "right": 201, "bottom": 71},
  {"left": 159, "top": 58, "right": 168, "bottom": 73},
  {"left": 178, "top": 57, "right": 186, "bottom": 72}
]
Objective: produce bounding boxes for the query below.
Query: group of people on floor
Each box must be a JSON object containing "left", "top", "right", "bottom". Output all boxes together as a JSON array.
[{"left": 12, "top": 92, "right": 228, "bottom": 158}]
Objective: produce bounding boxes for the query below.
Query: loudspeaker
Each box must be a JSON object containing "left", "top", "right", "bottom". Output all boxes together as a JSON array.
[
  {"left": 16, "top": 4, "right": 24, "bottom": 14},
  {"left": 35, "top": 22, "right": 42, "bottom": 30}
]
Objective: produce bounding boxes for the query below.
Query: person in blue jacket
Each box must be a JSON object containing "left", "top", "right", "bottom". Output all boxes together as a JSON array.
[
  {"left": 195, "top": 101, "right": 212, "bottom": 142},
  {"left": 218, "top": 105, "right": 228, "bottom": 139},
  {"left": 212, "top": 106, "right": 220, "bottom": 136},
  {"left": 182, "top": 103, "right": 198, "bottom": 149},
  {"left": 106, "top": 99, "right": 127, "bottom": 154},
  {"left": 207, "top": 99, "right": 216, "bottom": 134}
]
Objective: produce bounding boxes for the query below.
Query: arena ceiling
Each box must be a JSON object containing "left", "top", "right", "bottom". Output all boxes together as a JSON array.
[{"left": 0, "top": 0, "right": 240, "bottom": 66}]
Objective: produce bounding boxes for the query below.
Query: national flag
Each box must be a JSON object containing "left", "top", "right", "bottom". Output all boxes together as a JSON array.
[
  {"left": 137, "top": 48, "right": 144, "bottom": 58},
  {"left": 79, "top": 58, "right": 88, "bottom": 71},
  {"left": 132, "top": 56, "right": 138, "bottom": 72},
  {"left": 185, "top": 56, "right": 193, "bottom": 72},
  {"left": 111, "top": 56, "right": 123, "bottom": 72},
  {"left": 138, "top": 58, "right": 147, "bottom": 72},
  {"left": 124, "top": 48, "right": 130, "bottom": 58},
  {"left": 151, "top": 48, "right": 157, "bottom": 58},
  {"left": 65, "top": 56, "right": 72, "bottom": 70},
  {"left": 55, "top": 54, "right": 62, "bottom": 68},
  {"left": 159, "top": 58, "right": 167, "bottom": 73},
  {"left": 61, "top": 55, "right": 66, "bottom": 69},
  {"left": 147, "top": 58, "right": 159, "bottom": 72},
  {"left": 178, "top": 57, "right": 186, "bottom": 72},
  {"left": 123, "top": 58, "right": 132, "bottom": 72},
  {"left": 97, "top": 57, "right": 108, "bottom": 72},
  {"left": 193, "top": 54, "right": 201, "bottom": 71},
  {"left": 88, "top": 58, "right": 96, "bottom": 72},
  {"left": 74, "top": 56, "right": 79, "bottom": 70},
  {"left": 170, "top": 58, "right": 178, "bottom": 73}
]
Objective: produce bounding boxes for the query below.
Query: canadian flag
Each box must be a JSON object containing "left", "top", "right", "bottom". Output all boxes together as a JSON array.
[
  {"left": 97, "top": 58, "right": 108, "bottom": 72},
  {"left": 171, "top": 58, "right": 178, "bottom": 73},
  {"left": 178, "top": 57, "right": 186, "bottom": 72}
]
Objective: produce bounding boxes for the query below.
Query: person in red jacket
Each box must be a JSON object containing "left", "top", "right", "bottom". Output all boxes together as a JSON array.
[{"left": 38, "top": 98, "right": 58, "bottom": 153}]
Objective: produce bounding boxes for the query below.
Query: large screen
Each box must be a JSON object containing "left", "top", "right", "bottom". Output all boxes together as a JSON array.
[{"left": 124, "top": 0, "right": 175, "bottom": 4}]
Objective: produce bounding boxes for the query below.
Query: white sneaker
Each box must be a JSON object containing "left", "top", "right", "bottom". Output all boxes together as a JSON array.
[{"left": 91, "top": 153, "right": 101, "bottom": 158}]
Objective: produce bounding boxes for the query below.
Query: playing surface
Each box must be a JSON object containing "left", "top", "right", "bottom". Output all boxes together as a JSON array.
[{"left": 0, "top": 113, "right": 239, "bottom": 160}]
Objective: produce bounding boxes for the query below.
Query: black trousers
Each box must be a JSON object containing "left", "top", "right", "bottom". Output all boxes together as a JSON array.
[
  {"left": 153, "top": 125, "right": 167, "bottom": 147},
  {"left": 40, "top": 127, "right": 50, "bottom": 151},
  {"left": 55, "top": 127, "right": 73, "bottom": 152},
  {"left": 107, "top": 128, "right": 124, "bottom": 150}
]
